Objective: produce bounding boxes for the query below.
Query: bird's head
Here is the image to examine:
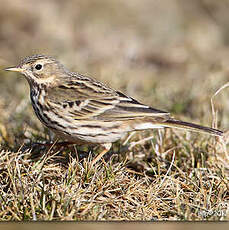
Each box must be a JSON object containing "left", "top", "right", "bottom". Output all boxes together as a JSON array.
[{"left": 5, "top": 54, "right": 67, "bottom": 86}]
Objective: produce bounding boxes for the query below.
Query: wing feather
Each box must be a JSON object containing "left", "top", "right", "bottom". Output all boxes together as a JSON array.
[{"left": 46, "top": 73, "right": 169, "bottom": 121}]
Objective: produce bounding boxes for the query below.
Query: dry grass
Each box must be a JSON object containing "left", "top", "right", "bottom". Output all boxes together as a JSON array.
[
  {"left": 0, "top": 129, "right": 228, "bottom": 221},
  {"left": 0, "top": 0, "right": 228, "bottom": 221}
]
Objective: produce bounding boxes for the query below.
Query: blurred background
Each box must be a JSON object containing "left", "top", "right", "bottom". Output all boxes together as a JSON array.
[{"left": 0, "top": 0, "right": 228, "bottom": 145}]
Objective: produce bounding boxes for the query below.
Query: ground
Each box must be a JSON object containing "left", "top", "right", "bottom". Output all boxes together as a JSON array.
[{"left": 0, "top": 0, "right": 228, "bottom": 221}]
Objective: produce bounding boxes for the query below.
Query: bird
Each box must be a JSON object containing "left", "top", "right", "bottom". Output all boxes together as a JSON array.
[{"left": 5, "top": 54, "right": 223, "bottom": 165}]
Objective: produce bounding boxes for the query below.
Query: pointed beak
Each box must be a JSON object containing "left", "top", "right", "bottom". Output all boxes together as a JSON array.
[{"left": 4, "top": 66, "right": 24, "bottom": 73}]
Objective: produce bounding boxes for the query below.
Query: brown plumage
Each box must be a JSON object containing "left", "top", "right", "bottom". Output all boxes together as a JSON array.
[{"left": 5, "top": 54, "right": 223, "bottom": 164}]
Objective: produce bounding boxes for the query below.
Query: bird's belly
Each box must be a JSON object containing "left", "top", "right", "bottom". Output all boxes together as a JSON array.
[
  {"left": 48, "top": 120, "right": 126, "bottom": 144},
  {"left": 32, "top": 107, "right": 126, "bottom": 144},
  {"left": 51, "top": 127, "right": 125, "bottom": 144}
]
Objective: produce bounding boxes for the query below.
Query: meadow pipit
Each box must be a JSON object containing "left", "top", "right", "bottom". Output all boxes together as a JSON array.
[{"left": 5, "top": 54, "right": 223, "bottom": 164}]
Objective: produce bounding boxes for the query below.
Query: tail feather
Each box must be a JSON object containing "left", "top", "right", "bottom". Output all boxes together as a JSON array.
[{"left": 162, "top": 118, "right": 223, "bottom": 137}]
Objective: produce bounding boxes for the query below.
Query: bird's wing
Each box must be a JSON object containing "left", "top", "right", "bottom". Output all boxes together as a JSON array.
[{"left": 47, "top": 73, "right": 169, "bottom": 121}]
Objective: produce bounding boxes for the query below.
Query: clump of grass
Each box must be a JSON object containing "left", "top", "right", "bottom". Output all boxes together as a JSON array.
[{"left": 0, "top": 121, "right": 228, "bottom": 220}]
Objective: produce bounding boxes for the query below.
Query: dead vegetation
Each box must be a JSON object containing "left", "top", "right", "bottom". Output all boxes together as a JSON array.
[{"left": 0, "top": 0, "right": 228, "bottom": 221}]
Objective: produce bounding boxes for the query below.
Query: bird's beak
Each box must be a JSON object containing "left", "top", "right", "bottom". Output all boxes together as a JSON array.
[{"left": 4, "top": 67, "right": 24, "bottom": 73}]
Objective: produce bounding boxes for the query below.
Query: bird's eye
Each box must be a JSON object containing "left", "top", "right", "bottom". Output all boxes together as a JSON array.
[{"left": 35, "top": 64, "right": 43, "bottom": 70}]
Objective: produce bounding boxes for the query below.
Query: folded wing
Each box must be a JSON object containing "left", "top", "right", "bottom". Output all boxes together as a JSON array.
[{"left": 47, "top": 73, "right": 169, "bottom": 121}]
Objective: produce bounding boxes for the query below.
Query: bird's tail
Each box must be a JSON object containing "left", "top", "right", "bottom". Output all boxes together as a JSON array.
[{"left": 162, "top": 118, "right": 223, "bottom": 137}]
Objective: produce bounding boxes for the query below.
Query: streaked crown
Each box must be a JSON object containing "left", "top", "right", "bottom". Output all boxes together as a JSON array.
[{"left": 5, "top": 54, "right": 67, "bottom": 85}]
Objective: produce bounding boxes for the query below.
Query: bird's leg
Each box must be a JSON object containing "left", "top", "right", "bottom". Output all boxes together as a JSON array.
[{"left": 91, "top": 143, "right": 112, "bottom": 166}]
